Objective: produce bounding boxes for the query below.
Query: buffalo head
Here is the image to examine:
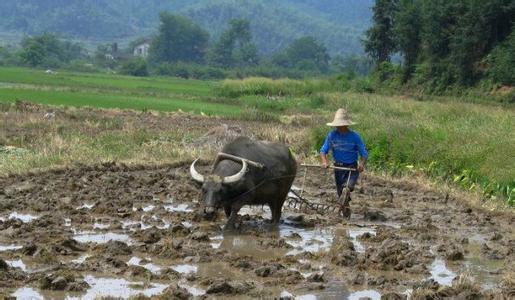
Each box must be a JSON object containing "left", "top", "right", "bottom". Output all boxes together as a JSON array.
[{"left": 190, "top": 159, "right": 247, "bottom": 215}]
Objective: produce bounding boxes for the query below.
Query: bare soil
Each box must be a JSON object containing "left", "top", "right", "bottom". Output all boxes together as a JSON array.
[{"left": 0, "top": 105, "right": 513, "bottom": 299}]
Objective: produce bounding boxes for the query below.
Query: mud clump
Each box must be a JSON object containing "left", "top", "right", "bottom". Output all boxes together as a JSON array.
[
  {"left": 368, "top": 237, "right": 429, "bottom": 272},
  {"left": 364, "top": 208, "right": 387, "bottom": 222},
  {"left": 381, "top": 292, "right": 407, "bottom": 300},
  {"left": 99, "top": 240, "right": 132, "bottom": 256},
  {"left": 206, "top": 279, "right": 255, "bottom": 295},
  {"left": 330, "top": 234, "right": 357, "bottom": 266},
  {"left": 160, "top": 284, "right": 192, "bottom": 300},
  {"left": 38, "top": 273, "right": 89, "bottom": 291},
  {"left": 437, "top": 243, "right": 464, "bottom": 261}
]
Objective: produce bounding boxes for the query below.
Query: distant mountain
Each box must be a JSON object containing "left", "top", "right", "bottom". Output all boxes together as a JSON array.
[{"left": 0, "top": 0, "right": 373, "bottom": 55}]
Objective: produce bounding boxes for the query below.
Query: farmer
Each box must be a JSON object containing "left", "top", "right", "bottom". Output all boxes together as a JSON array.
[{"left": 320, "top": 108, "right": 368, "bottom": 204}]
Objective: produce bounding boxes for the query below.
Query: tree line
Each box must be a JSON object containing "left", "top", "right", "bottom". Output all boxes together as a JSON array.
[
  {"left": 364, "top": 0, "right": 515, "bottom": 90},
  {"left": 0, "top": 13, "right": 372, "bottom": 79}
]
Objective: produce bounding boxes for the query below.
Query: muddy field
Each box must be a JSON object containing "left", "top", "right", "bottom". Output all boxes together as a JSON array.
[
  {"left": 0, "top": 159, "right": 513, "bottom": 299},
  {"left": 0, "top": 105, "right": 514, "bottom": 299}
]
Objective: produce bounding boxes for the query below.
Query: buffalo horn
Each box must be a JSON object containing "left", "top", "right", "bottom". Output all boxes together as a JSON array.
[
  {"left": 190, "top": 159, "right": 205, "bottom": 183},
  {"left": 222, "top": 160, "right": 248, "bottom": 184}
]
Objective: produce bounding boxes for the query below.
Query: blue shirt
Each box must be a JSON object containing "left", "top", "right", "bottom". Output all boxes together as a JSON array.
[{"left": 320, "top": 129, "right": 368, "bottom": 164}]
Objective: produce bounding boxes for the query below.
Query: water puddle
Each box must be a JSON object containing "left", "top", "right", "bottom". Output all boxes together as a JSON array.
[
  {"left": 280, "top": 225, "right": 333, "bottom": 256},
  {"left": 7, "top": 212, "right": 39, "bottom": 223},
  {"left": 127, "top": 257, "right": 162, "bottom": 274},
  {"left": 143, "top": 205, "right": 155, "bottom": 212},
  {"left": 6, "top": 259, "right": 28, "bottom": 272},
  {"left": 164, "top": 203, "right": 193, "bottom": 213},
  {"left": 121, "top": 216, "right": 170, "bottom": 231},
  {"left": 93, "top": 222, "right": 110, "bottom": 230},
  {"left": 347, "top": 227, "right": 376, "bottom": 253},
  {"left": 179, "top": 282, "right": 206, "bottom": 297},
  {"left": 210, "top": 234, "right": 223, "bottom": 249},
  {"left": 429, "top": 258, "right": 456, "bottom": 286},
  {"left": 71, "top": 254, "right": 91, "bottom": 264},
  {"left": 0, "top": 244, "right": 23, "bottom": 252},
  {"left": 73, "top": 231, "right": 132, "bottom": 244},
  {"left": 76, "top": 203, "right": 95, "bottom": 210},
  {"left": 172, "top": 264, "right": 198, "bottom": 274},
  {"left": 348, "top": 290, "right": 381, "bottom": 300},
  {"left": 463, "top": 241, "right": 505, "bottom": 290},
  {"left": 12, "top": 276, "right": 168, "bottom": 299}
]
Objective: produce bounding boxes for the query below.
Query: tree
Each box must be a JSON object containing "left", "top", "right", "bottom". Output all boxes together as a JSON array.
[
  {"left": 364, "top": 0, "right": 398, "bottom": 64},
  {"left": 208, "top": 19, "right": 259, "bottom": 68},
  {"left": 149, "top": 13, "right": 209, "bottom": 64},
  {"left": 487, "top": 26, "right": 515, "bottom": 86},
  {"left": 273, "top": 36, "right": 330, "bottom": 73},
  {"left": 19, "top": 33, "right": 85, "bottom": 67},
  {"left": 394, "top": 0, "right": 421, "bottom": 81}
]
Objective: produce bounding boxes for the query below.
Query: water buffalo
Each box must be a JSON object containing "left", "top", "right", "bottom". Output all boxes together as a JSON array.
[{"left": 190, "top": 136, "right": 297, "bottom": 229}]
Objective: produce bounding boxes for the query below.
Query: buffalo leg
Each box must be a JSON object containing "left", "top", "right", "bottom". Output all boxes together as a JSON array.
[
  {"left": 224, "top": 206, "right": 232, "bottom": 218},
  {"left": 270, "top": 198, "right": 285, "bottom": 225},
  {"left": 225, "top": 202, "right": 243, "bottom": 230}
]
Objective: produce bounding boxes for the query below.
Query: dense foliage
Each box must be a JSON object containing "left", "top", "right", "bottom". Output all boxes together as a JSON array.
[
  {"left": 364, "top": 0, "right": 515, "bottom": 90},
  {"left": 149, "top": 13, "right": 209, "bottom": 64},
  {"left": 19, "top": 33, "right": 85, "bottom": 68},
  {"left": 0, "top": 0, "right": 372, "bottom": 56}
]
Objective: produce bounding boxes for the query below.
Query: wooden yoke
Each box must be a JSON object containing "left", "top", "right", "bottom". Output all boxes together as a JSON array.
[{"left": 213, "top": 152, "right": 265, "bottom": 169}]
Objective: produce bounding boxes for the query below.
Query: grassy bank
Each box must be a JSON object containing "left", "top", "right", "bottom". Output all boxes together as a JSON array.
[{"left": 0, "top": 68, "right": 513, "bottom": 204}]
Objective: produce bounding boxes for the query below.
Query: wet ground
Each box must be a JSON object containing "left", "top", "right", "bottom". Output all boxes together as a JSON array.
[{"left": 0, "top": 161, "right": 513, "bottom": 299}]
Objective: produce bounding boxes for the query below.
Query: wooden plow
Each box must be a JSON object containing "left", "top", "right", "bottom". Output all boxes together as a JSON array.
[{"left": 286, "top": 163, "right": 356, "bottom": 218}]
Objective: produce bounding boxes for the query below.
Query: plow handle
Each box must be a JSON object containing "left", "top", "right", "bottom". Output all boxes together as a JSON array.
[{"left": 301, "top": 163, "right": 356, "bottom": 172}]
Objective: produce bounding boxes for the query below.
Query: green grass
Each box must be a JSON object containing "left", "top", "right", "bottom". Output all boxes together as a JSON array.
[
  {"left": 0, "top": 67, "right": 214, "bottom": 97},
  {"left": 0, "top": 67, "right": 513, "bottom": 204},
  {"left": 0, "top": 88, "right": 241, "bottom": 116}
]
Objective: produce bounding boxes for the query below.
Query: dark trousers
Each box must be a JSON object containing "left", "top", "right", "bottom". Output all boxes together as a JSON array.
[{"left": 334, "top": 162, "right": 359, "bottom": 198}]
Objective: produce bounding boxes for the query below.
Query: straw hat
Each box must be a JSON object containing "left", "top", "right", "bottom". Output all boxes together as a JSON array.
[{"left": 326, "top": 108, "right": 356, "bottom": 126}]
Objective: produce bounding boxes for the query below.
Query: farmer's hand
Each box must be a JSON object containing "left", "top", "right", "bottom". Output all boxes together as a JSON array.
[
  {"left": 322, "top": 161, "right": 329, "bottom": 169},
  {"left": 357, "top": 162, "right": 365, "bottom": 172}
]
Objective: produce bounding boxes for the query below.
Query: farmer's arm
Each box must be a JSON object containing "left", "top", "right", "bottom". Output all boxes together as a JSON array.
[
  {"left": 320, "top": 133, "right": 332, "bottom": 168},
  {"left": 357, "top": 135, "right": 368, "bottom": 172}
]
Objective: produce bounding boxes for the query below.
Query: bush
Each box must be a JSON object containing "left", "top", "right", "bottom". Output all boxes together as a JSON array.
[
  {"left": 216, "top": 77, "right": 341, "bottom": 98},
  {"left": 120, "top": 58, "right": 149, "bottom": 77},
  {"left": 487, "top": 29, "right": 515, "bottom": 86},
  {"left": 154, "top": 63, "right": 226, "bottom": 79}
]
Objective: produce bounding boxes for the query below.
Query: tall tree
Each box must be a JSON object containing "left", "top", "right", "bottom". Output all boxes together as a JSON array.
[
  {"left": 363, "top": 0, "right": 398, "bottom": 64},
  {"left": 149, "top": 13, "right": 209, "bottom": 64},
  {"left": 394, "top": 0, "right": 421, "bottom": 80},
  {"left": 208, "top": 19, "right": 259, "bottom": 68},
  {"left": 274, "top": 36, "right": 330, "bottom": 73}
]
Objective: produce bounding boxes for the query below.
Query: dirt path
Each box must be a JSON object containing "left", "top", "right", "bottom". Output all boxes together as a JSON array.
[{"left": 0, "top": 161, "right": 513, "bottom": 299}]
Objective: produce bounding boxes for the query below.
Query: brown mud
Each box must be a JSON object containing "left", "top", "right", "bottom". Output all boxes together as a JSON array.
[
  {"left": 0, "top": 161, "right": 513, "bottom": 299},
  {"left": 0, "top": 105, "right": 514, "bottom": 299}
]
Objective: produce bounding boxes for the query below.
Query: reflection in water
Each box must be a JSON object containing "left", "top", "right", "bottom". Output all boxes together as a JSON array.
[
  {"left": 430, "top": 258, "right": 456, "bottom": 286},
  {"left": 172, "top": 264, "right": 198, "bottom": 274},
  {"left": 348, "top": 290, "right": 381, "bottom": 300},
  {"left": 0, "top": 244, "right": 23, "bottom": 252},
  {"left": 8, "top": 212, "right": 39, "bottom": 223},
  {"left": 7, "top": 259, "right": 28, "bottom": 272},
  {"left": 73, "top": 231, "right": 132, "bottom": 244},
  {"left": 12, "top": 276, "right": 168, "bottom": 300},
  {"left": 128, "top": 256, "right": 163, "bottom": 274},
  {"left": 164, "top": 203, "right": 193, "bottom": 212},
  {"left": 76, "top": 203, "right": 95, "bottom": 210}
]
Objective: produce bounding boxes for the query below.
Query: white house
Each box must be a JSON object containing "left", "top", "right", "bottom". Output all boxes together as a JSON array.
[{"left": 133, "top": 42, "right": 150, "bottom": 58}]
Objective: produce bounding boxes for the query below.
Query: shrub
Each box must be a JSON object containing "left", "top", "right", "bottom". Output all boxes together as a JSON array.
[{"left": 120, "top": 58, "right": 149, "bottom": 77}]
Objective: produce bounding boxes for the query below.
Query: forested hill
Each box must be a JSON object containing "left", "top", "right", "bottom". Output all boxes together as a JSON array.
[{"left": 0, "top": 0, "right": 373, "bottom": 55}]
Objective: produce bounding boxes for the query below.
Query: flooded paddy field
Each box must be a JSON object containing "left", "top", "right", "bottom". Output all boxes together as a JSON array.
[{"left": 0, "top": 162, "right": 513, "bottom": 299}]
